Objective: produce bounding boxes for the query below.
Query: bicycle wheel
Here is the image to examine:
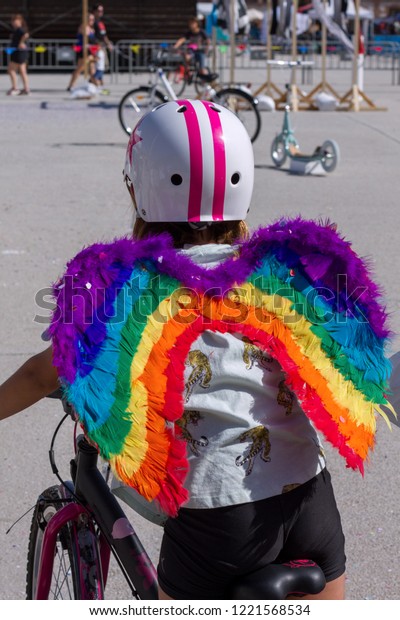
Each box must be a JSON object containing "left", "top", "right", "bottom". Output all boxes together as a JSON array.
[
  {"left": 214, "top": 88, "right": 261, "bottom": 143},
  {"left": 26, "top": 485, "right": 104, "bottom": 600},
  {"left": 166, "top": 65, "right": 187, "bottom": 97},
  {"left": 194, "top": 75, "right": 205, "bottom": 96},
  {"left": 320, "top": 139, "right": 340, "bottom": 173},
  {"left": 271, "top": 136, "right": 287, "bottom": 167},
  {"left": 118, "top": 87, "right": 168, "bottom": 135}
]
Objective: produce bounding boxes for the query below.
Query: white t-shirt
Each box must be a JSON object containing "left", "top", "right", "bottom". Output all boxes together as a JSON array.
[
  {"left": 179, "top": 243, "right": 326, "bottom": 509},
  {"left": 113, "top": 242, "right": 326, "bottom": 518}
]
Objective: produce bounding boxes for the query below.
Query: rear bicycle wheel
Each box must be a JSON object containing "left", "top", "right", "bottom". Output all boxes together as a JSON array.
[
  {"left": 118, "top": 87, "right": 168, "bottom": 135},
  {"left": 26, "top": 485, "right": 104, "bottom": 600},
  {"left": 214, "top": 87, "right": 261, "bottom": 143}
]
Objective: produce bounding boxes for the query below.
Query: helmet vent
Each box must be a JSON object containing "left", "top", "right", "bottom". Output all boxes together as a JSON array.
[
  {"left": 176, "top": 105, "right": 187, "bottom": 113},
  {"left": 171, "top": 174, "right": 183, "bottom": 185},
  {"left": 209, "top": 104, "right": 221, "bottom": 113},
  {"left": 231, "top": 172, "right": 241, "bottom": 185}
]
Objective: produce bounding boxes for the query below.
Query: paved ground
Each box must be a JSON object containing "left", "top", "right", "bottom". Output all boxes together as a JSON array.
[{"left": 0, "top": 66, "right": 400, "bottom": 601}]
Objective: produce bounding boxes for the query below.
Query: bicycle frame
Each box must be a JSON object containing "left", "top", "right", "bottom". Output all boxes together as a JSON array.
[
  {"left": 29, "top": 401, "right": 326, "bottom": 600},
  {"left": 155, "top": 67, "right": 178, "bottom": 101},
  {"left": 34, "top": 434, "right": 158, "bottom": 600}
]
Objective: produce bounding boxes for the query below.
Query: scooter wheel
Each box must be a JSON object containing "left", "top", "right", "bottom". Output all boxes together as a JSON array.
[
  {"left": 271, "top": 136, "right": 287, "bottom": 167},
  {"left": 320, "top": 139, "right": 340, "bottom": 173}
]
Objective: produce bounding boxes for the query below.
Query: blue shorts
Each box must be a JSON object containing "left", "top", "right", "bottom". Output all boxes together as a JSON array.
[{"left": 158, "top": 469, "right": 346, "bottom": 599}]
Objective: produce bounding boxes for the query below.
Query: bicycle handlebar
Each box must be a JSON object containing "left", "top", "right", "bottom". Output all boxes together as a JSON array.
[{"left": 46, "top": 388, "right": 63, "bottom": 399}]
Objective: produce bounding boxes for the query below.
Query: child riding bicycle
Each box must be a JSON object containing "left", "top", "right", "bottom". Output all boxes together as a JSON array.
[
  {"left": 0, "top": 100, "right": 394, "bottom": 600},
  {"left": 174, "top": 16, "right": 211, "bottom": 76}
]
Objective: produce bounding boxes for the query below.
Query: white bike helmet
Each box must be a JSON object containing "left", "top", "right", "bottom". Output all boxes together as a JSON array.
[{"left": 124, "top": 99, "right": 254, "bottom": 223}]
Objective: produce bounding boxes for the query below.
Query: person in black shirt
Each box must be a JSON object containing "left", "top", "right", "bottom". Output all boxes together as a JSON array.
[
  {"left": 7, "top": 14, "right": 30, "bottom": 95},
  {"left": 174, "top": 16, "right": 210, "bottom": 75},
  {"left": 91, "top": 4, "right": 113, "bottom": 89},
  {"left": 92, "top": 4, "right": 113, "bottom": 52}
]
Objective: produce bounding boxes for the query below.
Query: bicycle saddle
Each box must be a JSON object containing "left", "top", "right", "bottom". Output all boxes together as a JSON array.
[{"left": 230, "top": 560, "right": 326, "bottom": 600}]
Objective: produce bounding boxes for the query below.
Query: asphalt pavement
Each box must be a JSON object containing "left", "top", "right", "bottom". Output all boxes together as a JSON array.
[{"left": 0, "top": 66, "right": 399, "bottom": 600}]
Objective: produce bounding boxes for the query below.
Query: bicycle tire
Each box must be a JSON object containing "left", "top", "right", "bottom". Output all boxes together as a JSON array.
[
  {"left": 118, "top": 87, "right": 168, "bottom": 136},
  {"left": 213, "top": 87, "right": 261, "bottom": 143},
  {"left": 194, "top": 76, "right": 203, "bottom": 96},
  {"left": 166, "top": 66, "right": 187, "bottom": 97},
  {"left": 26, "top": 485, "right": 104, "bottom": 600}
]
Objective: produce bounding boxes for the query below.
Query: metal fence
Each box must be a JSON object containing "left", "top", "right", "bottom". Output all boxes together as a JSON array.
[
  {"left": 0, "top": 39, "right": 77, "bottom": 71},
  {"left": 2, "top": 37, "right": 400, "bottom": 85}
]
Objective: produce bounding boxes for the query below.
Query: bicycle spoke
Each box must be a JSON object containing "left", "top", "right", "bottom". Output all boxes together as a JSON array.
[
  {"left": 51, "top": 547, "right": 72, "bottom": 599},
  {"left": 128, "top": 97, "right": 141, "bottom": 113},
  {"left": 27, "top": 488, "right": 104, "bottom": 601},
  {"left": 214, "top": 88, "right": 261, "bottom": 143},
  {"left": 119, "top": 88, "right": 166, "bottom": 135}
]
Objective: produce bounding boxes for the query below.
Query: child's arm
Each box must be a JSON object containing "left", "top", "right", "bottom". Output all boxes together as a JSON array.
[
  {"left": 174, "top": 37, "right": 187, "bottom": 49},
  {"left": 0, "top": 347, "right": 59, "bottom": 421}
]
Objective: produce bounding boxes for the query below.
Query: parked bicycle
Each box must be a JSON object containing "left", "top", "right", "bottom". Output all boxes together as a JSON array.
[
  {"left": 118, "top": 58, "right": 261, "bottom": 144},
  {"left": 25, "top": 390, "right": 326, "bottom": 600}
]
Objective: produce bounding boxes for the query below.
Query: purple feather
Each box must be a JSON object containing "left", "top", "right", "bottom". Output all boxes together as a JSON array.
[{"left": 50, "top": 217, "right": 390, "bottom": 383}]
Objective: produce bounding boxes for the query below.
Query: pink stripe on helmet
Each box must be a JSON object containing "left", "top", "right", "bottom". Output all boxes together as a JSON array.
[
  {"left": 201, "top": 101, "right": 226, "bottom": 221},
  {"left": 177, "top": 100, "right": 203, "bottom": 222}
]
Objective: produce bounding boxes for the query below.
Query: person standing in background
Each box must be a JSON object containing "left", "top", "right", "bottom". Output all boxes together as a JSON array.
[
  {"left": 91, "top": 4, "right": 113, "bottom": 91},
  {"left": 92, "top": 3, "right": 113, "bottom": 51},
  {"left": 7, "top": 14, "right": 30, "bottom": 95}
]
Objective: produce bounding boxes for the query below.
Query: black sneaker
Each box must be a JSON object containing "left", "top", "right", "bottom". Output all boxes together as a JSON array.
[{"left": 198, "top": 72, "right": 218, "bottom": 83}]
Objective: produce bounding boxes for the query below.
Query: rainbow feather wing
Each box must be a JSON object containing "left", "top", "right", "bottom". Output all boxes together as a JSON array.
[{"left": 50, "top": 219, "right": 393, "bottom": 516}]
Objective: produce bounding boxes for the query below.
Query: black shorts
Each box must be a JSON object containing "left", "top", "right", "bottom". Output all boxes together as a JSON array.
[
  {"left": 158, "top": 469, "right": 346, "bottom": 599},
  {"left": 10, "top": 50, "right": 28, "bottom": 64}
]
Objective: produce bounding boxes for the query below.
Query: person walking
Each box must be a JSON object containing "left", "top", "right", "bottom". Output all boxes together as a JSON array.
[
  {"left": 67, "top": 13, "right": 98, "bottom": 92},
  {"left": 7, "top": 14, "right": 30, "bottom": 96}
]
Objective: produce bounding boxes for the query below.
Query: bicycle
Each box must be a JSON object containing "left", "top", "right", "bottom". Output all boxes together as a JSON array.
[
  {"left": 118, "top": 60, "right": 262, "bottom": 144},
  {"left": 24, "top": 390, "right": 326, "bottom": 600}
]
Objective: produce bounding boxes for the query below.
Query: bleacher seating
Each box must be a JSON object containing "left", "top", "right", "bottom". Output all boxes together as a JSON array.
[{"left": 0, "top": 0, "right": 198, "bottom": 41}]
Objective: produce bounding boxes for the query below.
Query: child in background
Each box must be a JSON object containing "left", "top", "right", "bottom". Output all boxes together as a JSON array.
[
  {"left": 90, "top": 47, "right": 110, "bottom": 94},
  {"left": 174, "top": 16, "right": 210, "bottom": 75}
]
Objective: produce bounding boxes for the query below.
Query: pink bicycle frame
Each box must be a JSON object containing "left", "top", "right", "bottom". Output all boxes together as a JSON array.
[{"left": 34, "top": 501, "right": 110, "bottom": 600}]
